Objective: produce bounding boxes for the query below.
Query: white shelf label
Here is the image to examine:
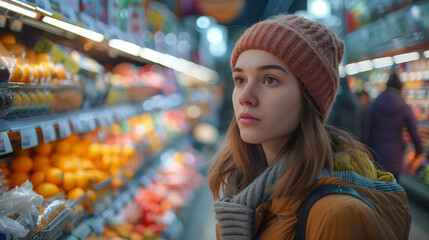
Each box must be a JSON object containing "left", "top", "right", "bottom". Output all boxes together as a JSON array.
[
  {"left": 10, "top": 19, "right": 23, "bottom": 32},
  {"left": 40, "top": 123, "right": 56, "bottom": 143},
  {"left": 71, "top": 117, "right": 82, "bottom": 133},
  {"left": 0, "top": 132, "right": 13, "bottom": 155},
  {"left": 20, "top": 127, "right": 38, "bottom": 149},
  {"left": 58, "top": 120, "right": 72, "bottom": 139},
  {"left": 0, "top": 15, "right": 6, "bottom": 28},
  {"left": 82, "top": 118, "right": 96, "bottom": 132}
]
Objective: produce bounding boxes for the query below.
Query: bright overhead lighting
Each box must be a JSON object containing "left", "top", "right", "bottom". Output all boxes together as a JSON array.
[
  {"left": 42, "top": 16, "right": 104, "bottom": 42},
  {"left": 140, "top": 47, "right": 165, "bottom": 63},
  {"left": 423, "top": 50, "right": 429, "bottom": 58},
  {"left": 393, "top": 52, "right": 419, "bottom": 64},
  {"left": 0, "top": 1, "right": 38, "bottom": 18},
  {"left": 357, "top": 60, "right": 373, "bottom": 72},
  {"left": 109, "top": 39, "right": 141, "bottom": 56},
  {"left": 9, "top": 0, "right": 36, "bottom": 10},
  {"left": 372, "top": 57, "right": 393, "bottom": 69},
  {"left": 345, "top": 63, "right": 359, "bottom": 75}
]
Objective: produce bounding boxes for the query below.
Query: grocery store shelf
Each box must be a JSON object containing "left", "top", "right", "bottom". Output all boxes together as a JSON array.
[
  {"left": 398, "top": 172, "right": 429, "bottom": 210},
  {"left": 0, "top": 93, "right": 184, "bottom": 133}
]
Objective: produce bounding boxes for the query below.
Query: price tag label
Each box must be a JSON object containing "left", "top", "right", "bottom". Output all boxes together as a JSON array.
[
  {"left": 0, "top": 15, "right": 6, "bottom": 28},
  {"left": 0, "top": 132, "right": 13, "bottom": 155},
  {"left": 96, "top": 112, "right": 107, "bottom": 126},
  {"left": 20, "top": 127, "right": 38, "bottom": 149},
  {"left": 35, "top": 0, "right": 52, "bottom": 15},
  {"left": 58, "top": 120, "right": 71, "bottom": 139},
  {"left": 106, "top": 112, "right": 115, "bottom": 125},
  {"left": 10, "top": 19, "right": 23, "bottom": 32},
  {"left": 71, "top": 117, "right": 82, "bottom": 133},
  {"left": 82, "top": 118, "right": 96, "bottom": 132},
  {"left": 40, "top": 123, "right": 56, "bottom": 143}
]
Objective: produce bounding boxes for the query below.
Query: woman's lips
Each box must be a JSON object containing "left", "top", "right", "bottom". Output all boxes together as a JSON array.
[{"left": 239, "top": 113, "right": 260, "bottom": 124}]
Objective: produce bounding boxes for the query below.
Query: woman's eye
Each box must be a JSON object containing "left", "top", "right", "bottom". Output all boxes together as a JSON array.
[
  {"left": 235, "top": 77, "right": 245, "bottom": 85},
  {"left": 264, "top": 76, "right": 278, "bottom": 86}
]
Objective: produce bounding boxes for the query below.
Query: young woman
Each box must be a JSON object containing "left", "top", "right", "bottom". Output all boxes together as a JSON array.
[{"left": 208, "top": 15, "right": 411, "bottom": 240}]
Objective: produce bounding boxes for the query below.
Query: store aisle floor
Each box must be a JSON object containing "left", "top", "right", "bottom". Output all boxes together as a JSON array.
[
  {"left": 180, "top": 182, "right": 217, "bottom": 240},
  {"left": 409, "top": 197, "right": 429, "bottom": 240}
]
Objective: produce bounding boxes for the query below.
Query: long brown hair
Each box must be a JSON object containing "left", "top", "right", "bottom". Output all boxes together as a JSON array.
[{"left": 207, "top": 80, "right": 374, "bottom": 199}]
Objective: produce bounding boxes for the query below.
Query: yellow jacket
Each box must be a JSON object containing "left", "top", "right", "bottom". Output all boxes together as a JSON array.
[{"left": 216, "top": 152, "right": 411, "bottom": 239}]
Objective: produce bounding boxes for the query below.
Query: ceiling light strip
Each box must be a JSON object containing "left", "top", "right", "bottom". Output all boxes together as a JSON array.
[
  {"left": 42, "top": 16, "right": 104, "bottom": 42},
  {"left": 0, "top": 0, "right": 37, "bottom": 18}
]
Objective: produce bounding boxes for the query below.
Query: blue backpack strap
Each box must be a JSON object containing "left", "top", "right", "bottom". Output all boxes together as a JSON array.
[{"left": 295, "top": 184, "right": 378, "bottom": 240}]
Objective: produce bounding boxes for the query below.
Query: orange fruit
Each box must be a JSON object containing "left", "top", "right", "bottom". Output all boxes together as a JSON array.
[
  {"left": 71, "top": 143, "right": 86, "bottom": 156},
  {"left": 36, "top": 182, "right": 60, "bottom": 198},
  {"left": 26, "top": 49, "right": 36, "bottom": 62},
  {"left": 45, "top": 167, "right": 63, "bottom": 185},
  {"left": 35, "top": 142, "right": 53, "bottom": 156},
  {"left": 80, "top": 159, "right": 95, "bottom": 170},
  {"left": 0, "top": 34, "right": 16, "bottom": 44},
  {"left": 55, "top": 140, "right": 71, "bottom": 154},
  {"left": 20, "top": 64, "right": 33, "bottom": 83},
  {"left": 62, "top": 172, "right": 76, "bottom": 191},
  {"left": 66, "top": 187, "right": 85, "bottom": 201},
  {"left": 111, "top": 176, "right": 123, "bottom": 188},
  {"left": 87, "top": 143, "right": 101, "bottom": 159},
  {"left": 55, "top": 156, "right": 77, "bottom": 172},
  {"left": 75, "top": 170, "right": 90, "bottom": 188},
  {"left": 86, "top": 189, "right": 96, "bottom": 202},
  {"left": 54, "top": 64, "right": 66, "bottom": 80},
  {"left": 66, "top": 134, "right": 79, "bottom": 144},
  {"left": 32, "top": 155, "right": 51, "bottom": 172},
  {"left": 9, "top": 171, "right": 29, "bottom": 187},
  {"left": 124, "top": 169, "right": 134, "bottom": 180},
  {"left": 9, "top": 64, "right": 23, "bottom": 82},
  {"left": 36, "top": 53, "right": 51, "bottom": 62},
  {"left": 122, "top": 145, "right": 135, "bottom": 158},
  {"left": 10, "top": 155, "right": 33, "bottom": 173},
  {"left": 30, "top": 171, "right": 45, "bottom": 188}
]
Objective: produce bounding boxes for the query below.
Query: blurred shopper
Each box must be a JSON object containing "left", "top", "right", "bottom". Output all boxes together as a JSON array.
[
  {"left": 328, "top": 77, "right": 363, "bottom": 141},
  {"left": 207, "top": 15, "right": 411, "bottom": 240},
  {"left": 368, "top": 71, "right": 423, "bottom": 179}
]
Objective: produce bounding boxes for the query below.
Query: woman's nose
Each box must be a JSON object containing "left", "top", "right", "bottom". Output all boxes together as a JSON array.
[{"left": 238, "top": 84, "right": 258, "bottom": 106}]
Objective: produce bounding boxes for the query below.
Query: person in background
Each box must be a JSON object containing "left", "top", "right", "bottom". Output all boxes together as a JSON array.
[
  {"left": 368, "top": 71, "right": 423, "bottom": 179},
  {"left": 328, "top": 77, "right": 363, "bottom": 141},
  {"left": 357, "top": 90, "right": 371, "bottom": 144},
  {"left": 207, "top": 14, "right": 411, "bottom": 239}
]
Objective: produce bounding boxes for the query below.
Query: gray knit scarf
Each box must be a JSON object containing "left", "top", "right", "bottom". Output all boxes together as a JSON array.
[{"left": 213, "top": 158, "right": 286, "bottom": 240}]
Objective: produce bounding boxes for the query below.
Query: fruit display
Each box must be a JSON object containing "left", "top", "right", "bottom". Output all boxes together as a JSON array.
[{"left": 87, "top": 147, "right": 204, "bottom": 240}]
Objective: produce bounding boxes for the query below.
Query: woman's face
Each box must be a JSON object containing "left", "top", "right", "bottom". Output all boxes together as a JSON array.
[{"left": 232, "top": 49, "right": 302, "bottom": 148}]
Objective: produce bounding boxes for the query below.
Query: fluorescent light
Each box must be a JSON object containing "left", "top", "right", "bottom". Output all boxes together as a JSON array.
[
  {"left": 423, "top": 50, "right": 429, "bottom": 58},
  {"left": 108, "top": 39, "right": 141, "bottom": 56},
  {"left": 345, "top": 63, "right": 359, "bottom": 75},
  {"left": 0, "top": 1, "right": 37, "bottom": 18},
  {"left": 372, "top": 57, "right": 393, "bottom": 69},
  {"left": 140, "top": 47, "right": 165, "bottom": 63},
  {"left": 393, "top": 52, "right": 419, "bottom": 64},
  {"left": 42, "top": 16, "right": 104, "bottom": 42},
  {"left": 9, "top": 0, "right": 36, "bottom": 10},
  {"left": 357, "top": 60, "right": 373, "bottom": 72}
]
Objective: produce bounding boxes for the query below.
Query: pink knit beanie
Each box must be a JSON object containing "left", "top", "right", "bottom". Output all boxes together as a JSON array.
[{"left": 230, "top": 15, "right": 344, "bottom": 122}]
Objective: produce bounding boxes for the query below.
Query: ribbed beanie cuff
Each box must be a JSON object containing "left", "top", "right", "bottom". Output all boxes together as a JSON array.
[{"left": 230, "top": 15, "right": 344, "bottom": 122}]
